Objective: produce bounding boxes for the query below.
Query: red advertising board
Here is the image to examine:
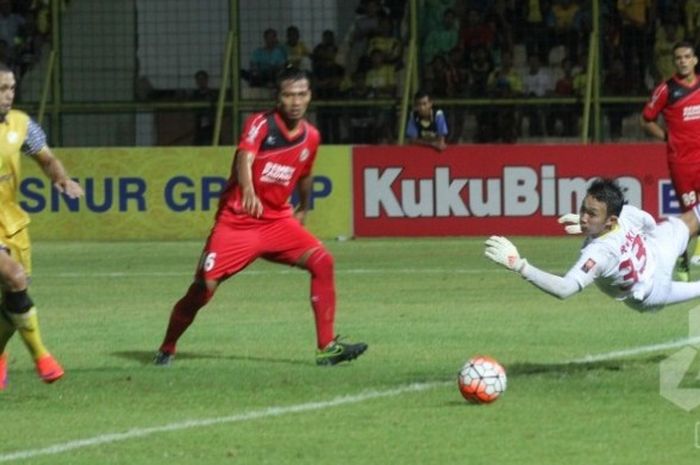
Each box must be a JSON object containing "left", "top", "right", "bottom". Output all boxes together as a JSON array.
[{"left": 352, "top": 144, "right": 673, "bottom": 236}]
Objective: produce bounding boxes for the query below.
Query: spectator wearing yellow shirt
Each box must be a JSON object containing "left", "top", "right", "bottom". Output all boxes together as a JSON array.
[
  {"left": 285, "top": 26, "right": 311, "bottom": 70},
  {"left": 367, "top": 16, "right": 402, "bottom": 66}
]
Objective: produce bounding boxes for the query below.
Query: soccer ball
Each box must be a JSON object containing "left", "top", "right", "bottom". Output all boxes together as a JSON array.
[{"left": 458, "top": 355, "right": 507, "bottom": 404}]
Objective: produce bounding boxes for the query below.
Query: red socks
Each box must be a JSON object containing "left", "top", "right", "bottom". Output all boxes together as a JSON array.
[
  {"left": 159, "top": 282, "right": 213, "bottom": 354},
  {"left": 306, "top": 249, "right": 336, "bottom": 349}
]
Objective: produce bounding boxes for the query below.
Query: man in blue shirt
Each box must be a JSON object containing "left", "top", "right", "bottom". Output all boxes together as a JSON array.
[{"left": 405, "top": 90, "right": 449, "bottom": 151}]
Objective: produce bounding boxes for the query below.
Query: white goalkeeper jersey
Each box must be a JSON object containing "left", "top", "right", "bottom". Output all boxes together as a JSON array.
[{"left": 564, "top": 205, "right": 658, "bottom": 302}]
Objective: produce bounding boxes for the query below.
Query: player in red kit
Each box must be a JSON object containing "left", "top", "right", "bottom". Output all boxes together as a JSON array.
[
  {"left": 641, "top": 41, "right": 700, "bottom": 281},
  {"left": 154, "top": 66, "right": 367, "bottom": 366}
]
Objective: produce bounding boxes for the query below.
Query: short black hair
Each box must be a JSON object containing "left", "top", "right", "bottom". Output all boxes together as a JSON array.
[
  {"left": 586, "top": 178, "right": 626, "bottom": 217},
  {"left": 673, "top": 41, "right": 696, "bottom": 55},
  {"left": 413, "top": 89, "right": 430, "bottom": 101},
  {"left": 275, "top": 65, "right": 311, "bottom": 91}
]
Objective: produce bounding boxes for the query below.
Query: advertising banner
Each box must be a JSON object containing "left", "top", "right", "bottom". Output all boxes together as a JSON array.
[
  {"left": 21, "top": 146, "right": 352, "bottom": 240},
  {"left": 352, "top": 144, "right": 674, "bottom": 237}
]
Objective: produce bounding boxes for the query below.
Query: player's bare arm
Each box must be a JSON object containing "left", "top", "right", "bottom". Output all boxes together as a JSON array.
[
  {"left": 294, "top": 173, "right": 312, "bottom": 225},
  {"left": 640, "top": 116, "right": 666, "bottom": 141},
  {"left": 33, "top": 147, "right": 84, "bottom": 199},
  {"left": 235, "top": 148, "right": 263, "bottom": 218}
]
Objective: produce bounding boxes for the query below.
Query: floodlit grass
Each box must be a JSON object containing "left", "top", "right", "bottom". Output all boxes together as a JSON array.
[{"left": 1, "top": 238, "right": 700, "bottom": 464}]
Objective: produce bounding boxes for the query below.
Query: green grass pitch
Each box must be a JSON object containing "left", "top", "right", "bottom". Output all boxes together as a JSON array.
[{"left": 2, "top": 238, "right": 700, "bottom": 464}]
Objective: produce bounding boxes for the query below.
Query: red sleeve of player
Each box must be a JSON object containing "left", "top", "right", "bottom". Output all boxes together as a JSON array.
[
  {"left": 642, "top": 82, "right": 668, "bottom": 122},
  {"left": 299, "top": 124, "right": 321, "bottom": 178},
  {"left": 237, "top": 113, "right": 269, "bottom": 153}
]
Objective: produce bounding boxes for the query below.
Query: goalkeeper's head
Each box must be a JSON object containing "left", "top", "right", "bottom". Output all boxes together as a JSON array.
[{"left": 579, "top": 178, "right": 626, "bottom": 237}]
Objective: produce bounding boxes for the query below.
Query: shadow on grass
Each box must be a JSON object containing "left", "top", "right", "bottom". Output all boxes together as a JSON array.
[
  {"left": 111, "top": 350, "right": 311, "bottom": 367},
  {"left": 507, "top": 354, "right": 667, "bottom": 377}
]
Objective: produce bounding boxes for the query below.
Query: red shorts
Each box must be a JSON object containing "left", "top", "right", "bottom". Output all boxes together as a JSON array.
[
  {"left": 196, "top": 214, "right": 322, "bottom": 281},
  {"left": 668, "top": 162, "right": 700, "bottom": 211}
]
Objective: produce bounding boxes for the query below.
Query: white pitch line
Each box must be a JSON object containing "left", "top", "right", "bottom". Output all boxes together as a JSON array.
[
  {"left": 0, "top": 381, "right": 448, "bottom": 463},
  {"left": 570, "top": 335, "right": 700, "bottom": 363},
  {"left": 3, "top": 336, "right": 700, "bottom": 462}
]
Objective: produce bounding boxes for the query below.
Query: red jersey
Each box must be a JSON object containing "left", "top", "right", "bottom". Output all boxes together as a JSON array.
[
  {"left": 218, "top": 110, "right": 320, "bottom": 220},
  {"left": 642, "top": 75, "right": 700, "bottom": 164}
]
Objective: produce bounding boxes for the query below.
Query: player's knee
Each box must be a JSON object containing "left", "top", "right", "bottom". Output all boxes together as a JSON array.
[
  {"left": 0, "top": 260, "right": 28, "bottom": 292},
  {"left": 192, "top": 280, "right": 216, "bottom": 303},
  {"left": 4, "top": 289, "right": 34, "bottom": 314},
  {"left": 305, "top": 248, "right": 334, "bottom": 277}
]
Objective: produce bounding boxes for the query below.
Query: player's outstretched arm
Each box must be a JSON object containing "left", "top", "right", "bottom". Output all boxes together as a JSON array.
[
  {"left": 34, "top": 147, "right": 84, "bottom": 198},
  {"left": 235, "top": 149, "right": 263, "bottom": 218},
  {"left": 484, "top": 235, "right": 581, "bottom": 299}
]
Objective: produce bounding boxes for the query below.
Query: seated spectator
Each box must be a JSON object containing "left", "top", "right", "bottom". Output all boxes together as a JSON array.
[
  {"left": 485, "top": 51, "right": 522, "bottom": 143},
  {"left": 246, "top": 28, "right": 287, "bottom": 87},
  {"left": 422, "top": 8, "right": 459, "bottom": 66},
  {"left": 604, "top": 58, "right": 635, "bottom": 141},
  {"left": 521, "top": 54, "right": 554, "bottom": 137},
  {"left": 0, "top": 0, "right": 24, "bottom": 60},
  {"left": 367, "top": 16, "right": 402, "bottom": 67},
  {"left": 365, "top": 49, "right": 396, "bottom": 97},
  {"left": 405, "top": 90, "right": 448, "bottom": 151},
  {"left": 548, "top": 57, "right": 577, "bottom": 136},
  {"left": 312, "top": 30, "right": 345, "bottom": 143},
  {"left": 285, "top": 25, "right": 311, "bottom": 70},
  {"left": 365, "top": 49, "right": 397, "bottom": 142},
  {"left": 343, "top": 70, "right": 377, "bottom": 143},
  {"left": 459, "top": 9, "right": 494, "bottom": 58},
  {"left": 347, "top": 0, "right": 383, "bottom": 74},
  {"left": 653, "top": 13, "right": 685, "bottom": 82},
  {"left": 191, "top": 70, "right": 216, "bottom": 146},
  {"left": 547, "top": 0, "right": 580, "bottom": 58}
]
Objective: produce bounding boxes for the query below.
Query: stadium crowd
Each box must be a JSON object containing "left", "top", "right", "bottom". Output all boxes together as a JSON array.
[{"left": 241, "top": 0, "right": 700, "bottom": 144}]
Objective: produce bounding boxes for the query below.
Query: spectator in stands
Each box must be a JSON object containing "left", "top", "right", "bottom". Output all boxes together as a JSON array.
[
  {"left": 604, "top": 57, "right": 634, "bottom": 140},
  {"left": 547, "top": 0, "right": 581, "bottom": 61},
  {"left": 367, "top": 16, "right": 402, "bottom": 67},
  {"left": 405, "top": 90, "right": 449, "bottom": 151},
  {"left": 686, "top": 0, "right": 700, "bottom": 41},
  {"left": 15, "top": 10, "right": 42, "bottom": 78},
  {"left": 312, "top": 30, "right": 345, "bottom": 143},
  {"left": 459, "top": 8, "right": 494, "bottom": 58},
  {"left": 0, "top": 0, "right": 23, "bottom": 60},
  {"left": 423, "top": 8, "right": 459, "bottom": 66},
  {"left": 652, "top": 10, "right": 685, "bottom": 82},
  {"left": 344, "top": 70, "right": 377, "bottom": 143},
  {"left": 549, "top": 57, "right": 577, "bottom": 136},
  {"left": 485, "top": 51, "right": 522, "bottom": 142},
  {"left": 365, "top": 49, "right": 396, "bottom": 142},
  {"left": 191, "top": 70, "right": 216, "bottom": 146},
  {"left": 468, "top": 45, "right": 495, "bottom": 142},
  {"left": 522, "top": 0, "right": 550, "bottom": 63},
  {"left": 285, "top": 26, "right": 311, "bottom": 70},
  {"left": 521, "top": 54, "right": 554, "bottom": 137},
  {"left": 347, "top": 0, "right": 383, "bottom": 74},
  {"left": 247, "top": 28, "right": 287, "bottom": 88},
  {"left": 617, "top": 0, "right": 653, "bottom": 92}
]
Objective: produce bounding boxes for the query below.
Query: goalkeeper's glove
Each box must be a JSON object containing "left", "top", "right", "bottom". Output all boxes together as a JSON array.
[
  {"left": 557, "top": 213, "right": 582, "bottom": 235},
  {"left": 484, "top": 236, "right": 527, "bottom": 273}
]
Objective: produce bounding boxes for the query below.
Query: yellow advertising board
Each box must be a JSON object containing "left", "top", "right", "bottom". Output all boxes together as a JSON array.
[{"left": 19, "top": 146, "right": 352, "bottom": 240}]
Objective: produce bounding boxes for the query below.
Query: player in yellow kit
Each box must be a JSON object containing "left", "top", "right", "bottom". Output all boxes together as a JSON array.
[{"left": 0, "top": 63, "right": 83, "bottom": 389}]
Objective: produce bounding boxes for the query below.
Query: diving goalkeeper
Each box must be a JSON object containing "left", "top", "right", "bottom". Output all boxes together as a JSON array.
[{"left": 485, "top": 178, "right": 700, "bottom": 312}]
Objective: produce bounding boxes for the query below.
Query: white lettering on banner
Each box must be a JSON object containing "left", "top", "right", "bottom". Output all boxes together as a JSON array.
[{"left": 363, "top": 165, "right": 642, "bottom": 218}]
